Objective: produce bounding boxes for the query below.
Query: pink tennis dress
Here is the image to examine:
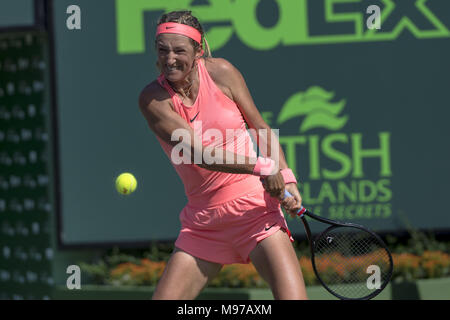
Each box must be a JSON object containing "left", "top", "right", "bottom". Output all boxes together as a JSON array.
[{"left": 156, "top": 58, "right": 292, "bottom": 264}]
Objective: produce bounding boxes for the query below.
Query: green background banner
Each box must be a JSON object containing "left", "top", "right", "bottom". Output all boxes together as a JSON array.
[
  {"left": 50, "top": 0, "right": 450, "bottom": 245},
  {"left": 0, "top": 0, "right": 34, "bottom": 28}
]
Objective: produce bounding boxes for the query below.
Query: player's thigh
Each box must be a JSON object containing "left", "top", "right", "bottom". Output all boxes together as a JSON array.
[
  {"left": 249, "top": 229, "right": 308, "bottom": 300},
  {"left": 152, "top": 247, "right": 223, "bottom": 300}
]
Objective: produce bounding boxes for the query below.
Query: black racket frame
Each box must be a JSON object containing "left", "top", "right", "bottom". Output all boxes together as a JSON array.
[{"left": 299, "top": 208, "right": 394, "bottom": 300}]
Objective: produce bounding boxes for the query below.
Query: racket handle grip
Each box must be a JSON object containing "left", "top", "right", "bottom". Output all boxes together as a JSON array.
[
  {"left": 260, "top": 178, "right": 307, "bottom": 216},
  {"left": 284, "top": 190, "right": 307, "bottom": 217}
]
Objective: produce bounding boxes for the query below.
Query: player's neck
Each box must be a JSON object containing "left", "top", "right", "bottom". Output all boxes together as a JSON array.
[{"left": 170, "top": 63, "right": 199, "bottom": 101}]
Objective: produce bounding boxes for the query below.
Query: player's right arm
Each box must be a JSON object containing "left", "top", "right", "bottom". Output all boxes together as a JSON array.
[{"left": 138, "top": 81, "right": 259, "bottom": 175}]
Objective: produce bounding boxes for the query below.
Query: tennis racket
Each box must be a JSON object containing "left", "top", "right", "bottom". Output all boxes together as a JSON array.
[{"left": 284, "top": 189, "right": 393, "bottom": 300}]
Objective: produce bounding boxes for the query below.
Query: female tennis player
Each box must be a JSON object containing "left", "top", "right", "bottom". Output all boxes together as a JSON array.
[{"left": 139, "top": 10, "right": 307, "bottom": 300}]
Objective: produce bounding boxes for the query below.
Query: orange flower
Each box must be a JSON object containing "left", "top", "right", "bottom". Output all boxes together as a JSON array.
[
  {"left": 104, "top": 248, "right": 449, "bottom": 287},
  {"left": 109, "top": 259, "right": 167, "bottom": 285}
]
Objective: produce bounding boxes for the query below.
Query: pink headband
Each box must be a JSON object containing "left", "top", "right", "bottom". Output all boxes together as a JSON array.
[{"left": 156, "top": 22, "right": 202, "bottom": 44}]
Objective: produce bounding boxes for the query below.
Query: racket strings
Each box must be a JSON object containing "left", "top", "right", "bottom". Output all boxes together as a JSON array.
[{"left": 312, "top": 226, "right": 392, "bottom": 299}]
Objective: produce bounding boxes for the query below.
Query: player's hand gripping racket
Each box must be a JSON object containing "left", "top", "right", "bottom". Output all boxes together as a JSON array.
[{"left": 284, "top": 190, "right": 393, "bottom": 300}]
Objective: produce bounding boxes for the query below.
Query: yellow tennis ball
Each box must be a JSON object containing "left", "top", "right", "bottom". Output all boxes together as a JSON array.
[{"left": 115, "top": 173, "right": 137, "bottom": 195}]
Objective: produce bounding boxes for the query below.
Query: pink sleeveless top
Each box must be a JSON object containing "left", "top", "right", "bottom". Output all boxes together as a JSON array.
[{"left": 156, "top": 58, "right": 260, "bottom": 207}]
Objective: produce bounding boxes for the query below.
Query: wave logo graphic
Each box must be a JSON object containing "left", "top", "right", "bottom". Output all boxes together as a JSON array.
[{"left": 277, "top": 86, "right": 348, "bottom": 133}]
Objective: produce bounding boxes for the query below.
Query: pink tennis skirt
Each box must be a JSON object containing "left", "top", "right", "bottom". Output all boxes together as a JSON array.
[{"left": 175, "top": 178, "right": 293, "bottom": 265}]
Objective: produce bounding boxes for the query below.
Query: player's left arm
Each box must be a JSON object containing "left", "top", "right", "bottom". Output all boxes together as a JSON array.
[
  {"left": 207, "top": 58, "right": 301, "bottom": 210},
  {"left": 209, "top": 59, "right": 287, "bottom": 166}
]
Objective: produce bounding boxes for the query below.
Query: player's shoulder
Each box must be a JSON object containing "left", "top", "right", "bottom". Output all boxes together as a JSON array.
[
  {"left": 139, "top": 80, "right": 168, "bottom": 103},
  {"left": 204, "top": 57, "right": 241, "bottom": 85},
  {"left": 138, "top": 80, "right": 170, "bottom": 111},
  {"left": 204, "top": 57, "right": 236, "bottom": 72}
]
